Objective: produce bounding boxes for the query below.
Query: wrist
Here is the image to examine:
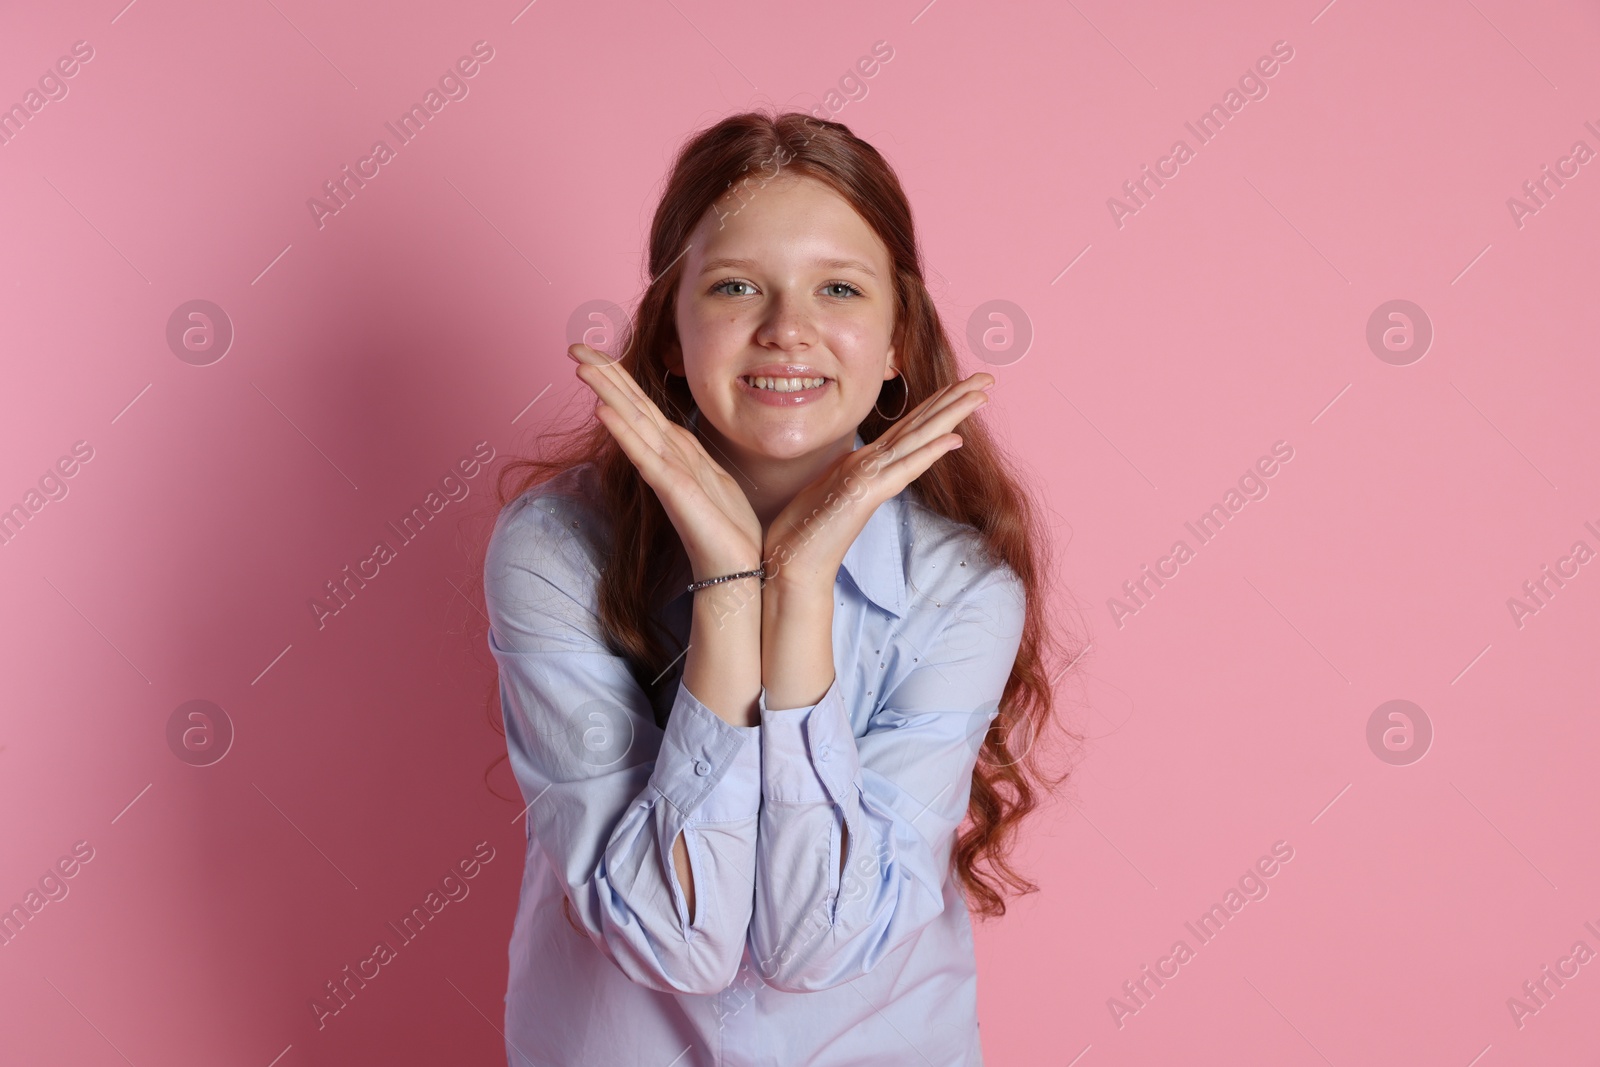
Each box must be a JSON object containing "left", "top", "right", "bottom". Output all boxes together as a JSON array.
[
  {"left": 688, "top": 558, "right": 764, "bottom": 585},
  {"left": 687, "top": 565, "right": 765, "bottom": 593},
  {"left": 760, "top": 568, "right": 836, "bottom": 606}
]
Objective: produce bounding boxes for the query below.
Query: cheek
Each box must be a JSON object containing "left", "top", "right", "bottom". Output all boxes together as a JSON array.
[
  {"left": 673, "top": 301, "right": 712, "bottom": 352},
  {"left": 682, "top": 299, "right": 739, "bottom": 340},
  {"left": 822, "top": 318, "right": 887, "bottom": 365},
  {"left": 702, "top": 315, "right": 745, "bottom": 349},
  {"left": 678, "top": 313, "right": 742, "bottom": 384}
]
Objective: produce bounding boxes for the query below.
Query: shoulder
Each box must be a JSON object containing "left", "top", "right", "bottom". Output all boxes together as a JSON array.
[
  {"left": 897, "top": 491, "right": 1025, "bottom": 626},
  {"left": 484, "top": 462, "right": 610, "bottom": 607}
]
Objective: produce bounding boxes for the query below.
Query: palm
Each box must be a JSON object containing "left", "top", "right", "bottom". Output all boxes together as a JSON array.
[{"left": 569, "top": 344, "right": 761, "bottom": 576}]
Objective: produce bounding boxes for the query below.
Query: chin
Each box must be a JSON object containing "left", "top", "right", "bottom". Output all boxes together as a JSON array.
[
  {"left": 746, "top": 434, "right": 820, "bottom": 461},
  {"left": 735, "top": 422, "right": 845, "bottom": 461}
]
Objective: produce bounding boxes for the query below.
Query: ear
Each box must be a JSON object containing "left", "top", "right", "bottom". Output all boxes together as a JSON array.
[
  {"left": 883, "top": 340, "right": 899, "bottom": 380},
  {"left": 663, "top": 337, "right": 684, "bottom": 376}
]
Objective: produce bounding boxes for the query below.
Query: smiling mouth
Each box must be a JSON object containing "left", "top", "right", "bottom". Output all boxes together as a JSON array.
[{"left": 739, "top": 375, "right": 830, "bottom": 392}]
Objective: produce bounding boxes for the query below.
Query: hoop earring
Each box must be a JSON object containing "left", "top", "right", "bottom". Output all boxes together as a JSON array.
[{"left": 873, "top": 373, "right": 909, "bottom": 421}]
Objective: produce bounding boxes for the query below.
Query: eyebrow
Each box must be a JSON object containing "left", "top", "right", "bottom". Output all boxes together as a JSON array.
[{"left": 697, "top": 256, "right": 879, "bottom": 279}]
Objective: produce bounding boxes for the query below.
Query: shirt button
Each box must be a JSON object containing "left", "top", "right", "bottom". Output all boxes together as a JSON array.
[
  {"left": 694, "top": 759, "right": 711, "bottom": 776},
  {"left": 816, "top": 744, "right": 831, "bottom": 762}
]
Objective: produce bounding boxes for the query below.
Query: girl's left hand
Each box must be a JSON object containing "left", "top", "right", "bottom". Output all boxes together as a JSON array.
[{"left": 762, "top": 372, "right": 994, "bottom": 591}]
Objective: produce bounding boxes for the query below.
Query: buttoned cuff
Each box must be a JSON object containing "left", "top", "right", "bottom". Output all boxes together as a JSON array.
[
  {"left": 648, "top": 681, "right": 761, "bottom": 823},
  {"left": 758, "top": 676, "right": 857, "bottom": 806}
]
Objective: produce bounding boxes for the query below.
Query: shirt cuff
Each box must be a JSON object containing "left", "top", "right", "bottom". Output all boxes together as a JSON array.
[
  {"left": 758, "top": 675, "right": 856, "bottom": 806},
  {"left": 648, "top": 681, "right": 761, "bottom": 823}
]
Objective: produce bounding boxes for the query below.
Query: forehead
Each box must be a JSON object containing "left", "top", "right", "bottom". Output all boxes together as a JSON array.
[{"left": 688, "top": 173, "right": 890, "bottom": 272}]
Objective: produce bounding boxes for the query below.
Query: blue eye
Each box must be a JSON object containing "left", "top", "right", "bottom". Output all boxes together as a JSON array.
[
  {"left": 712, "top": 279, "right": 756, "bottom": 297},
  {"left": 824, "top": 282, "right": 865, "bottom": 298}
]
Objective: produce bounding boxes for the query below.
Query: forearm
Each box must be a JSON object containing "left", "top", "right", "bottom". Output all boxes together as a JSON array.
[
  {"left": 760, "top": 575, "right": 849, "bottom": 876},
  {"left": 675, "top": 566, "right": 764, "bottom": 923},
  {"left": 683, "top": 568, "right": 763, "bottom": 728},
  {"left": 671, "top": 834, "right": 696, "bottom": 923},
  {"left": 759, "top": 575, "right": 836, "bottom": 711}
]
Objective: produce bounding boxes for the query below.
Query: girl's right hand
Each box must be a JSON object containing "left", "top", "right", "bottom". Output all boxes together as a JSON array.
[{"left": 568, "top": 343, "right": 763, "bottom": 582}]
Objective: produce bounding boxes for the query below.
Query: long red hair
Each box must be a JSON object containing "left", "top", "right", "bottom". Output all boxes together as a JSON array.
[{"left": 479, "top": 110, "right": 1085, "bottom": 923}]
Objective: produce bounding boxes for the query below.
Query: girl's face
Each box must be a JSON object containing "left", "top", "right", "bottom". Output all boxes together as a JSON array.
[{"left": 667, "top": 173, "right": 899, "bottom": 464}]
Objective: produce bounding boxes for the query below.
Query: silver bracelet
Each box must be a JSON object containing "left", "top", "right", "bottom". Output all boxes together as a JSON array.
[{"left": 686, "top": 566, "right": 767, "bottom": 593}]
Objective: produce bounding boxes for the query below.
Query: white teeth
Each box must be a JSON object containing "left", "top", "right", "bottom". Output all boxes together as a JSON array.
[{"left": 745, "top": 376, "right": 825, "bottom": 392}]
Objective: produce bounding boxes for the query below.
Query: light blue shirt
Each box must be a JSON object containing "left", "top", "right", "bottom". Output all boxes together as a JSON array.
[{"left": 483, "top": 434, "right": 1027, "bottom": 1067}]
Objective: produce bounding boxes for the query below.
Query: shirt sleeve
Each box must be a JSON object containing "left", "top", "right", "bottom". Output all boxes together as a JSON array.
[
  {"left": 747, "top": 564, "right": 1026, "bottom": 992},
  {"left": 485, "top": 495, "right": 760, "bottom": 996}
]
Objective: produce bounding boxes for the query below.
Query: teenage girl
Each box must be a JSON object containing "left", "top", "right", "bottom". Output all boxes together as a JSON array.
[{"left": 484, "top": 110, "right": 1065, "bottom": 1067}]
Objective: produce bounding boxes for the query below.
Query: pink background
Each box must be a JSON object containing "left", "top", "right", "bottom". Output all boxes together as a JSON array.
[{"left": 3, "top": 0, "right": 1598, "bottom": 1063}]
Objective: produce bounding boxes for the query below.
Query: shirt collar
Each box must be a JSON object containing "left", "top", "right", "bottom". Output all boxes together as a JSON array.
[
  {"left": 839, "top": 432, "right": 907, "bottom": 618},
  {"left": 665, "top": 430, "right": 906, "bottom": 618}
]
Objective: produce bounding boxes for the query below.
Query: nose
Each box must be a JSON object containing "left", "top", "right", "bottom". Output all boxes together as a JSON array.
[{"left": 755, "top": 291, "right": 816, "bottom": 351}]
